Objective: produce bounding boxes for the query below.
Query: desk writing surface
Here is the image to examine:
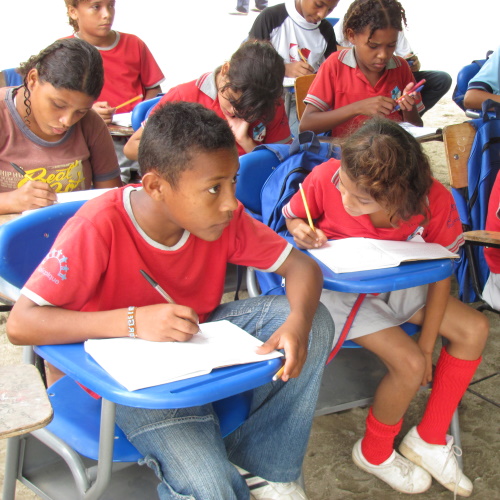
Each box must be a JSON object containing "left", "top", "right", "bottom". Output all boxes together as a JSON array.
[
  {"left": 107, "top": 123, "right": 134, "bottom": 137},
  {"left": 35, "top": 343, "right": 281, "bottom": 410}
]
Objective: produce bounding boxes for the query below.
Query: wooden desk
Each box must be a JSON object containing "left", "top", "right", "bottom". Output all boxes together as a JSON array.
[
  {"left": 107, "top": 124, "right": 134, "bottom": 137},
  {"left": 0, "top": 364, "right": 53, "bottom": 439}
]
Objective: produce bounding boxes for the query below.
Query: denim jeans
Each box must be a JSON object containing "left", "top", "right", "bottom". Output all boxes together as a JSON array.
[
  {"left": 414, "top": 70, "right": 452, "bottom": 114},
  {"left": 236, "top": 0, "right": 268, "bottom": 13},
  {"left": 116, "top": 296, "right": 334, "bottom": 500}
]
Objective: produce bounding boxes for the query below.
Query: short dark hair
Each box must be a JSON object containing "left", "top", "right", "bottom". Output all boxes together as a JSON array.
[
  {"left": 139, "top": 101, "right": 237, "bottom": 187},
  {"left": 341, "top": 117, "right": 432, "bottom": 224},
  {"left": 19, "top": 38, "right": 104, "bottom": 99},
  {"left": 221, "top": 40, "right": 285, "bottom": 124},
  {"left": 343, "top": 0, "right": 407, "bottom": 40}
]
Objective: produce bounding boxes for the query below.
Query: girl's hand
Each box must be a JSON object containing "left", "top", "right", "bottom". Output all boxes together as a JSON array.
[
  {"left": 226, "top": 116, "right": 256, "bottom": 152},
  {"left": 356, "top": 96, "right": 396, "bottom": 117},
  {"left": 93, "top": 101, "right": 116, "bottom": 124},
  {"left": 135, "top": 304, "right": 200, "bottom": 342},
  {"left": 397, "top": 82, "right": 418, "bottom": 111},
  {"left": 285, "top": 61, "right": 315, "bottom": 78},
  {"left": 7, "top": 181, "right": 57, "bottom": 212},
  {"left": 286, "top": 218, "right": 327, "bottom": 249},
  {"left": 421, "top": 351, "right": 433, "bottom": 386}
]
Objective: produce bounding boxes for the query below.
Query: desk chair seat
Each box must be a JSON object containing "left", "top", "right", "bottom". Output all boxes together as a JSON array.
[{"left": 130, "top": 96, "right": 162, "bottom": 131}]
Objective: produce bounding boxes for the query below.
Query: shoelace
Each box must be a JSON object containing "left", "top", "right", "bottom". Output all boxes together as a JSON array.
[{"left": 441, "top": 440, "right": 463, "bottom": 500}]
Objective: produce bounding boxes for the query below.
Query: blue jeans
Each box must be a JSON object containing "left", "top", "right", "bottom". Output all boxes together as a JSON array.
[
  {"left": 116, "top": 296, "right": 334, "bottom": 499},
  {"left": 236, "top": 0, "right": 268, "bottom": 13}
]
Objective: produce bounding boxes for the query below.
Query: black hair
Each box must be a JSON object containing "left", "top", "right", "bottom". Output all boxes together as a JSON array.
[
  {"left": 220, "top": 39, "right": 285, "bottom": 124},
  {"left": 139, "top": 101, "right": 237, "bottom": 187},
  {"left": 18, "top": 38, "right": 104, "bottom": 123},
  {"left": 343, "top": 0, "right": 407, "bottom": 40},
  {"left": 341, "top": 117, "right": 432, "bottom": 225}
]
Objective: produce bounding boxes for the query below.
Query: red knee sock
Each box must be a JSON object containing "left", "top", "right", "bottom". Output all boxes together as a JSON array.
[
  {"left": 361, "top": 407, "right": 403, "bottom": 465},
  {"left": 417, "top": 347, "right": 481, "bottom": 445}
]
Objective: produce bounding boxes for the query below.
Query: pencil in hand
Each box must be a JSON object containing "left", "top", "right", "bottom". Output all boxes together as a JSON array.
[
  {"left": 115, "top": 94, "right": 143, "bottom": 111},
  {"left": 299, "top": 183, "right": 315, "bottom": 233},
  {"left": 297, "top": 48, "right": 308, "bottom": 65},
  {"left": 272, "top": 364, "right": 285, "bottom": 382},
  {"left": 10, "top": 162, "right": 36, "bottom": 182}
]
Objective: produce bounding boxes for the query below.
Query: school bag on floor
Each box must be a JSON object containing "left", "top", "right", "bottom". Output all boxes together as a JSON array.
[
  {"left": 252, "top": 131, "right": 338, "bottom": 295},
  {"left": 454, "top": 100, "right": 500, "bottom": 302}
]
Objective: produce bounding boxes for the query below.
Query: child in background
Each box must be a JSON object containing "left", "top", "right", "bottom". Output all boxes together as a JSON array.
[
  {"left": 0, "top": 38, "right": 121, "bottom": 214},
  {"left": 300, "top": 0, "right": 423, "bottom": 137},
  {"left": 124, "top": 40, "right": 291, "bottom": 160},
  {"left": 64, "top": 0, "right": 164, "bottom": 183},
  {"left": 248, "top": 0, "right": 340, "bottom": 135},
  {"left": 8, "top": 101, "right": 334, "bottom": 500},
  {"left": 283, "top": 117, "right": 488, "bottom": 497}
]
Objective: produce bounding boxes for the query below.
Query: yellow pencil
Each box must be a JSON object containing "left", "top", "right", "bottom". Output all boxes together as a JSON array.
[
  {"left": 299, "top": 183, "right": 315, "bottom": 232},
  {"left": 272, "top": 364, "right": 285, "bottom": 382},
  {"left": 297, "top": 48, "right": 308, "bottom": 65},
  {"left": 114, "top": 94, "right": 143, "bottom": 111}
]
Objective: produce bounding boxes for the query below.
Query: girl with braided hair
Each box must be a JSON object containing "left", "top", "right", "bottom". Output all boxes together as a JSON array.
[
  {"left": 0, "top": 38, "right": 121, "bottom": 214},
  {"left": 300, "top": 0, "right": 423, "bottom": 138}
]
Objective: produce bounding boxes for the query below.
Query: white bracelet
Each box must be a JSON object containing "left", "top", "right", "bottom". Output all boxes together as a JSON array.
[{"left": 127, "top": 306, "right": 137, "bottom": 338}]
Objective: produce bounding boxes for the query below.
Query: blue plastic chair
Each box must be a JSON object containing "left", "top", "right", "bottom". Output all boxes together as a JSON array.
[
  {"left": 130, "top": 96, "right": 161, "bottom": 131},
  {"left": 0, "top": 201, "right": 281, "bottom": 499},
  {"left": 325, "top": 17, "right": 339, "bottom": 27},
  {"left": 452, "top": 58, "right": 489, "bottom": 117}
]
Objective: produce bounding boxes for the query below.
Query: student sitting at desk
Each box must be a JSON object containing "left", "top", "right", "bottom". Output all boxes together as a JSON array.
[
  {"left": 0, "top": 38, "right": 121, "bottom": 215},
  {"left": 283, "top": 117, "right": 488, "bottom": 497},
  {"left": 7, "top": 101, "right": 334, "bottom": 500},
  {"left": 464, "top": 45, "right": 500, "bottom": 110},
  {"left": 248, "top": 0, "right": 340, "bottom": 136},
  {"left": 299, "top": 0, "right": 423, "bottom": 138},
  {"left": 63, "top": 0, "right": 165, "bottom": 183},
  {"left": 124, "top": 40, "right": 292, "bottom": 160}
]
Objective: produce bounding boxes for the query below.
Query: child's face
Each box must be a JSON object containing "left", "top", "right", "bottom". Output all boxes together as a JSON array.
[
  {"left": 347, "top": 26, "right": 399, "bottom": 77},
  {"left": 68, "top": 0, "right": 115, "bottom": 38},
  {"left": 218, "top": 87, "right": 242, "bottom": 119},
  {"left": 26, "top": 70, "right": 94, "bottom": 141},
  {"left": 296, "top": 0, "right": 339, "bottom": 24},
  {"left": 338, "top": 168, "right": 384, "bottom": 217},
  {"left": 160, "top": 148, "right": 240, "bottom": 242}
]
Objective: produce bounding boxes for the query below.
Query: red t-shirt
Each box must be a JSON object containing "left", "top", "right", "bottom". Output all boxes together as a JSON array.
[
  {"left": 71, "top": 32, "right": 165, "bottom": 112},
  {"left": 283, "top": 159, "right": 464, "bottom": 252},
  {"left": 304, "top": 49, "right": 424, "bottom": 138},
  {"left": 155, "top": 72, "right": 292, "bottom": 156},
  {"left": 485, "top": 170, "right": 500, "bottom": 272},
  {"left": 22, "top": 186, "right": 291, "bottom": 323}
]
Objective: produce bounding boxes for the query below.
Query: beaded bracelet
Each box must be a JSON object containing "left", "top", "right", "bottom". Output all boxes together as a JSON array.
[{"left": 127, "top": 306, "right": 137, "bottom": 338}]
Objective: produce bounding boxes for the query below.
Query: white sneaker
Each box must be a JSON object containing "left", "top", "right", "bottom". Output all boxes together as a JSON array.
[
  {"left": 235, "top": 464, "right": 307, "bottom": 499},
  {"left": 400, "top": 426, "right": 473, "bottom": 497},
  {"left": 352, "top": 439, "right": 432, "bottom": 494}
]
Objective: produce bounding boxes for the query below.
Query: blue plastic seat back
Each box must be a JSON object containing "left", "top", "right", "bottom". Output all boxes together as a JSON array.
[
  {"left": 452, "top": 59, "right": 487, "bottom": 112},
  {"left": 130, "top": 96, "right": 162, "bottom": 131},
  {"left": 2, "top": 67, "right": 22, "bottom": 86},
  {"left": 325, "top": 17, "right": 339, "bottom": 27},
  {"left": 0, "top": 201, "right": 86, "bottom": 289}
]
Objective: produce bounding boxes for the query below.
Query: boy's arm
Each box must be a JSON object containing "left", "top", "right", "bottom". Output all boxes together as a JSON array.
[
  {"left": 256, "top": 248, "right": 325, "bottom": 381},
  {"left": 144, "top": 86, "right": 162, "bottom": 101},
  {"left": 0, "top": 182, "right": 57, "bottom": 214},
  {"left": 417, "top": 277, "right": 451, "bottom": 385},
  {"left": 464, "top": 89, "right": 500, "bottom": 110},
  {"left": 7, "top": 295, "right": 200, "bottom": 346},
  {"left": 124, "top": 127, "right": 143, "bottom": 161}
]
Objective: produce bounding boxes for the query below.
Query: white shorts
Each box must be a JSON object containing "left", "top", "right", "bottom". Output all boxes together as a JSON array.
[
  {"left": 482, "top": 272, "right": 500, "bottom": 310},
  {"left": 321, "top": 285, "right": 428, "bottom": 347}
]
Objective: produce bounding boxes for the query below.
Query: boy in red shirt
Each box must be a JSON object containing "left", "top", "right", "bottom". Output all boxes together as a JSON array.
[{"left": 8, "top": 101, "right": 334, "bottom": 500}]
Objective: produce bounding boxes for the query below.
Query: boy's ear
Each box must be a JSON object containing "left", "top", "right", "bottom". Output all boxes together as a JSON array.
[
  {"left": 220, "top": 62, "right": 230, "bottom": 78},
  {"left": 141, "top": 171, "right": 173, "bottom": 201},
  {"left": 346, "top": 28, "right": 356, "bottom": 45},
  {"left": 67, "top": 5, "right": 79, "bottom": 22}
]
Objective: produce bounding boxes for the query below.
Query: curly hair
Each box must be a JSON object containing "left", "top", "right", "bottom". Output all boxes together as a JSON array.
[
  {"left": 340, "top": 117, "right": 433, "bottom": 225},
  {"left": 139, "top": 101, "right": 237, "bottom": 187},
  {"left": 17, "top": 38, "right": 104, "bottom": 123},
  {"left": 343, "top": 0, "right": 407, "bottom": 40},
  {"left": 219, "top": 39, "right": 285, "bottom": 124},
  {"left": 64, "top": 0, "right": 83, "bottom": 31}
]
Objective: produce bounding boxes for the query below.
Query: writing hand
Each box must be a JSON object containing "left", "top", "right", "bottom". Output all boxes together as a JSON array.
[
  {"left": 8, "top": 181, "right": 57, "bottom": 212},
  {"left": 285, "top": 61, "right": 315, "bottom": 78},
  {"left": 256, "top": 320, "right": 309, "bottom": 381},
  {"left": 93, "top": 101, "right": 116, "bottom": 124},
  {"left": 135, "top": 304, "right": 200, "bottom": 342},
  {"left": 286, "top": 218, "right": 327, "bottom": 249}
]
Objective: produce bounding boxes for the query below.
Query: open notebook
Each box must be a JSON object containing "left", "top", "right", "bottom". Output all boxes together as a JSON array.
[
  {"left": 84, "top": 320, "right": 283, "bottom": 391},
  {"left": 308, "top": 238, "right": 459, "bottom": 274}
]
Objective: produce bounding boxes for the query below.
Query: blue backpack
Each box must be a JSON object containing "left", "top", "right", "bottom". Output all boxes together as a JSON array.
[
  {"left": 252, "top": 131, "right": 338, "bottom": 295},
  {"left": 453, "top": 100, "right": 500, "bottom": 302}
]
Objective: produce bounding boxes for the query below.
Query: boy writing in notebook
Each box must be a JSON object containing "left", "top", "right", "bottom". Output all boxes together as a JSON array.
[{"left": 7, "top": 101, "right": 334, "bottom": 500}]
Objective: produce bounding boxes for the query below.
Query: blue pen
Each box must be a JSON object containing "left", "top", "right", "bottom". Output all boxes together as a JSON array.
[{"left": 394, "top": 84, "right": 424, "bottom": 112}]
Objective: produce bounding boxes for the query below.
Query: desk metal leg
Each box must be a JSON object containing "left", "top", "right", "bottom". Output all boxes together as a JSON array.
[{"left": 3, "top": 436, "right": 21, "bottom": 500}]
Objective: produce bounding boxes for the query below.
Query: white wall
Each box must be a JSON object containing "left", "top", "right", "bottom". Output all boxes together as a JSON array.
[{"left": 0, "top": 0, "right": 497, "bottom": 92}]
